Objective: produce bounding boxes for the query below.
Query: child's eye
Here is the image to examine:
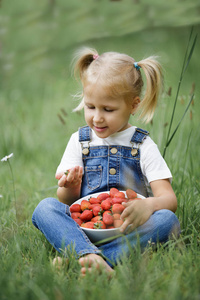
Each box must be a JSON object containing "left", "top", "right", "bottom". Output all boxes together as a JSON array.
[
  {"left": 104, "top": 108, "right": 114, "bottom": 112},
  {"left": 87, "top": 105, "right": 95, "bottom": 109}
]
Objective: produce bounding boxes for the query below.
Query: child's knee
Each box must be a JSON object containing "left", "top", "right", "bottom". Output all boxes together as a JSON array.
[
  {"left": 154, "top": 209, "right": 180, "bottom": 239},
  {"left": 32, "top": 197, "right": 58, "bottom": 228}
]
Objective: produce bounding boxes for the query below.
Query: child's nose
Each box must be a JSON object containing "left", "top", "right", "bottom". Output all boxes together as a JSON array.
[{"left": 93, "top": 110, "right": 103, "bottom": 122}]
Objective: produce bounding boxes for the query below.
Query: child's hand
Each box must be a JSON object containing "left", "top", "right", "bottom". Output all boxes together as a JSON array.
[
  {"left": 119, "top": 198, "right": 154, "bottom": 233},
  {"left": 56, "top": 166, "right": 83, "bottom": 189}
]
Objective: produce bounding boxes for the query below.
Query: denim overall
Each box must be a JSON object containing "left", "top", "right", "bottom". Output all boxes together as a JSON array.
[{"left": 79, "top": 126, "right": 149, "bottom": 198}]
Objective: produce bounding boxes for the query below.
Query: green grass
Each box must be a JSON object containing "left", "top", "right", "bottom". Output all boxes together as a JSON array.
[{"left": 0, "top": 2, "right": 200, "bottom": 299}]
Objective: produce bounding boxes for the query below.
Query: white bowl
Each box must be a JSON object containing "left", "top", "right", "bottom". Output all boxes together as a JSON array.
[{"left": 71, "top": 191, "right": 145, "bottom": 243}]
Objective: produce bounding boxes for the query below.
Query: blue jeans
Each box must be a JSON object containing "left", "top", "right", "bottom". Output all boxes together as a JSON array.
[{"left": 32, "top": 198, "right": 180, "bottom": 267}]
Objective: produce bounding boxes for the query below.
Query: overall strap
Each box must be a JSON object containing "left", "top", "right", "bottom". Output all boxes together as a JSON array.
[
  {"left": 79, "top": 126, "right": 91, "bottom": 142},
  {"left": 130, "top": 128, "right": 149, "bottom": 144}
]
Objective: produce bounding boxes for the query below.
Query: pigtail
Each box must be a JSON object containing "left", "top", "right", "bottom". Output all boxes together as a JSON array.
[
  {"left": 136, "top": 56, "right": 163, "bottom": 123},
  {"left": 73, "top": 47, "right": 99, "bottom": 81},
  {"left": 72, "top": 47, "right": 99, "bottom": 112}
]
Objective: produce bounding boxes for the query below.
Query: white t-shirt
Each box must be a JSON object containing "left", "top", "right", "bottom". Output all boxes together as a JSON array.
[{"left": 56, "top": 126, "right": 172, "bottom": 189}]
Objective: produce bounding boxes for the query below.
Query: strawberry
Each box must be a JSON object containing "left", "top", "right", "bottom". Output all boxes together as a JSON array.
[
  {"left": 106, "top": 197, "right": 113, "bottom": 204},
  {"left": 74, "top": 218, "right": 83, "bottom": 226},
  {"left": 114, "top": 219, "right": 123, "bottom": 228},
  {"left": 114, "top": 191, "right": 125, "bottom": 199},
  {"left": 92, "top": 205, "right": 102, "bottom": 216},
  {"left": 101, "top": 199, "right": 111, "bottom": 211},
  {"left": 97, "top": 193, "right": 110, "bottom": 202},
  {"left": 88, "top": 203, "right": 99, "bottom": 210},
  {"left": 113, "top": 213, "right": 121, "bottom": 220},
  {"left": 94, "top": 220, "right": 106, "bottom": 229},
  {"left": 81, "top": 222, "right": 94, "bottom": 229},
  {"left": 112, "top": 204, "right": 125, "bottom": 214},
  {"left": 80, "top": 210, "right": 93, "bottom": 222},
  {"left": 110, "top": 187, "right": 119, "bottom": 198},
  {"left": 106, "top": 225, "right": 115, "bottom": 229},
  {"left": 81, "top": 200, "right": 90, "bottom": 211},
  {"left": 103, "top": 211, "right": 114, "bottom": 226},
  {"left": 126, "top": 188, "right": 137, "bottom": 199},
  {"left": 64, "top": 169, "right": 71, "bottom": 176},
  {"left": 71, "top": 212, "right": 81, "bottom": 219},
  {"left": 89, "top": 197, "right": 101, "bottom": 204},
  {"left": 70, "top": 203, "right": 81, "bottom": 213},
  {"left": 112, "top": 197, "right": 124, "bottom": 204},
  {"left": 91, "top": 215, "right": 102, "bottom": 222}
]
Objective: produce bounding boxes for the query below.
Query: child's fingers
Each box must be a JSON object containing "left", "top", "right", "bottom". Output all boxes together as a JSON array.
[
  {"left": 120, "top": 202, "right": 133, "bottom": 220},
  {"left": 119, "top": 219, "right": 129, "bottom": 233},
  {"left": 58, "top": 174, "right": 67, "bottom": 187},
  {"left": 55, "top": 172, "right": 64, "bottom": 180},
  {"left": 71, "top": 166, "right": 83, "bottom": 182},
  {"left": 77, "top": 166, "right": 83, "bottom": 180},
  {"left": 66, "top": 167, "right": 76, "bottom": 182},
  {"left": 120, "top": 202, "right": 137, "bottom": 232},
  {"left": 65, "top": 167, "right": 82, "bottom": 187},
  {"left": 57, "top": 166, "right": 83, "bottom": 187},
  {"left": 57, "top": 169, "right": 74, "bottom": 187}
]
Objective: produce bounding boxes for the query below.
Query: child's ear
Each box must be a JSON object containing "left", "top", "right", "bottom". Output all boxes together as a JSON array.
[{"left": 131, "top": 97, "right": 140, "bottom": 114}]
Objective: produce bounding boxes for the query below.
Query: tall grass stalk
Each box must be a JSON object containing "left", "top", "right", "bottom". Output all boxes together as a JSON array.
[
  {"left": 163, "top": 28, "right": 197, "bottom": 158},
  {"left": 7, "top": 159, "right": 17, "bottom": 217}
]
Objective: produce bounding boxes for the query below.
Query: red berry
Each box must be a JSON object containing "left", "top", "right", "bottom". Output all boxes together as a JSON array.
[
  {"left": 126, "top": 189, "right": 137, "bottom": 199},
  {"left": 114, "top": 191, "right": 125, "bottom": 199},
  {"left": 114, "top": 219, "right": 123, "bottom": 228},
  {"left": 103, "top": 211, "right": 114, "bottom": 225},
  {"left": 112, "top": 204, "right": 125, "bottom": 214},
  {"left": 81, "top": 200, "right": 90, "bottom": 211},
  {"left": 80, "top": 210, "right": 93, "bottom": 222},
  {"left": 74, "top": 218, "right": 83, "bottom": 226},
  {"left": 112, "top": 197, "right": 124, "bottom": 204},
  {"left": 101, "top": 199, "right": 111, "bottom": 211},
  {"left": 113, "top": 213, "right": 121, "bottom": 220},
  {"left": 97, "top": 193, "right": 110, "bottom": 202},
  {"left": 81, "top": 222, "right": 94, "bottom": 229},
  {"left": 71, "top": 212, "right": 81, "bottom": 219},
  {"left": 91, "top": 216, "right": 102, "bottom": 222},
  {"left": 70, "top": 203, "right": 81, "bottom": 213},
  {"left": 92, "top": 205, "right": 102, "bottom": 216},
  {"left": 106, "top": 197, "right": 113, "bottom": 204},
  {"left": 110, "top": 188, "right": 119, "bottom": 198},
  {"left": 94, "top": 220, "right": 106, "bottom": 229},
  {"left": 89, "top": 197, "right": 101, "bottom": 204}
]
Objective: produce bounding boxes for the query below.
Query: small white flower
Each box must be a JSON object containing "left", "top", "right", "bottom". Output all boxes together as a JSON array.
[
  {"left": 1, "top": 153, "right": 14, "bottom": 162},
  {"left": 0, "top": 195, "right": 3, "bottom": 198}
]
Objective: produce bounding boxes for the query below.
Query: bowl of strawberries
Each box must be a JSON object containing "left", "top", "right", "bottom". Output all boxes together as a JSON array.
[{"left": 70, "top": 188, "right": 145, "bottom": 243}]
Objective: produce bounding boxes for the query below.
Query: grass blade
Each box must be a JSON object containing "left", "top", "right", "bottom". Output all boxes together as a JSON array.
[
  {"left": 163, "top": 28, "right": 197, "bottom": 158},
  {"left": 182, "top": 34, "right": 197, "bottom": 76},
  {"left": 165, "top": 94, "right": 194, "bottom": 149}
]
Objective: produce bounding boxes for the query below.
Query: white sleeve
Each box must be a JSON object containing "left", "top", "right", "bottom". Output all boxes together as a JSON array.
[
  {"left": 56, "top": 132, "right": 83, "bottom": 175},
  {"left": 140, "top": 137, "right": 172, "bottom": 183}
]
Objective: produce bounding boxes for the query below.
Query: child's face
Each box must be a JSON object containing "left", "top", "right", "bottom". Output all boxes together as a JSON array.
[{"left": 84, "top": 85, "right": 136, "bottom": 138}]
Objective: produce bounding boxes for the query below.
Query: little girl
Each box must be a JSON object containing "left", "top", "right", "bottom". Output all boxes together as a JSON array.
[{"left": 32, "top": 48, "right": 180, "bottom": 276}]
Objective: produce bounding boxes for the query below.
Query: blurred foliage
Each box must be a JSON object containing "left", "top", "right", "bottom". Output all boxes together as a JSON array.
[
  {"left": 0, "top": 0, "right": 200, "bottom": 84},
  {"left": 0, "top": 0, "right": 199, "bottom": 176}
]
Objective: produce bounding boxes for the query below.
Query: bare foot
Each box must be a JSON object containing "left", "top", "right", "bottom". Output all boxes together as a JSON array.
[
  {"left": 79, "top": 254, "right": 114, "bottom": 277},
  {"left": 51, "top": 256, "right": 68, "bottom": 270}
]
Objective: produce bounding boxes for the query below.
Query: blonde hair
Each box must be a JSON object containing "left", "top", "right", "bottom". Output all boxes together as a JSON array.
[{"left": 73, "top": 47, "right": 163, "bottom": 123}]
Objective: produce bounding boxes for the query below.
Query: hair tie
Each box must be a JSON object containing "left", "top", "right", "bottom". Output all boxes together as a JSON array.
[
  {"left": 93, "top": 54, "right": 99, "bottom": 60},
  {"left": 134, "top": 62, "right": 141, "bottom": 71}
]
